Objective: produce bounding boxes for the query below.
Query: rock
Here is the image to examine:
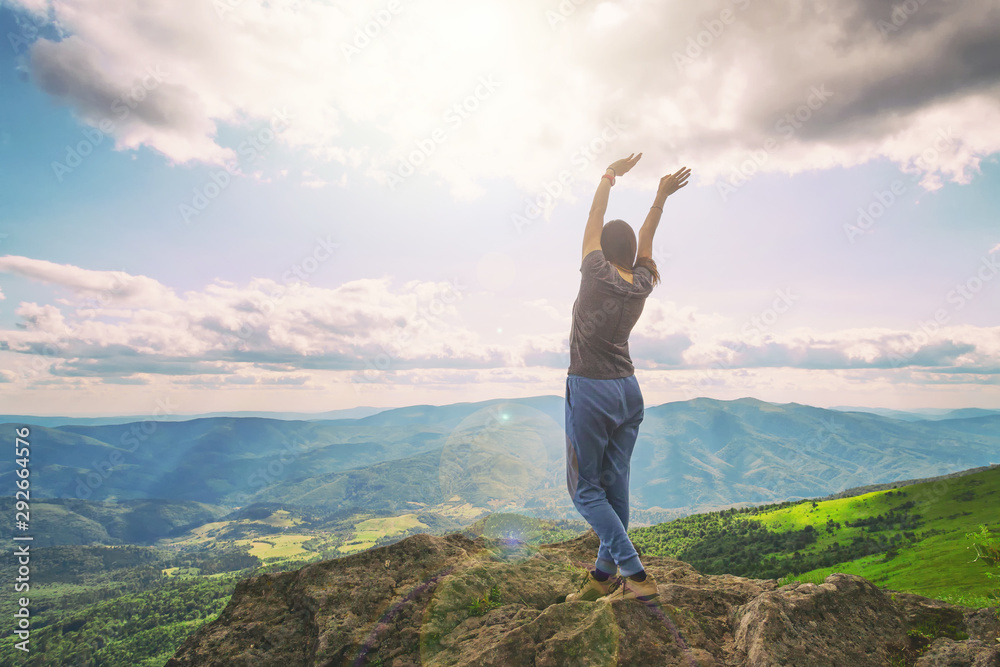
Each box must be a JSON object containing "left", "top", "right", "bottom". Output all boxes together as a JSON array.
[
  {"left": 164, "top": 528, "right": 1000, "bottom": 666},
  {"left": 164, "top": 532, "right": 483, "bottom": 666},
  {"left": 731, "top": 573, "right": 908, "bottom": 666},
  {"left": 890, "top": 591, "right": 1000, "bottom": 644},
  {"left": 915, "top": 638, "right": 1000, "bottom": 666}
]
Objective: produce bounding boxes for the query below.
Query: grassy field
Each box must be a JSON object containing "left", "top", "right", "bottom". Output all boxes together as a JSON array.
[
  {"left": 158, "top": 509, "right": 316, "bottom": 561},
  {"left": 338, "top": 513, "right": 430, "bottom": 554},
  {"left": 257, "top": 509, "right": 302, "bottom": 527},
  {"left": 766, "top": 467, "right": 999, "bottom": 606},
  {"left": 433, "top": 500, "right": 490, "bottom": 521},
  {"left": 162, "top": 566, "right": 201, "bottom": 577},
  {"left": 631, "top": 465, "right": 1000, "bottom": 607},
  {"left": 245, "top": 534, "right": 317, "bottom": 561}
]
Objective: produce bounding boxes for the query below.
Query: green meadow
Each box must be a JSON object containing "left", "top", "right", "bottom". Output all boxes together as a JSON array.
[
  {"left": 631, "top": 465, "right": 1000, "bottom": 607},
  {"left": 338, "top": 513, "right": 430, "bottom": 554}
]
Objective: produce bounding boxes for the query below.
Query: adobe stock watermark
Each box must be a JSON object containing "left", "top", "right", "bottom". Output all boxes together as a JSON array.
[
  {"left": 234, "top": 235, "right": 340, "bottom": 352},
  {"left": 672, "top": 0, "right": 753, "bottom": 73},
  {"left": 875, "top": 0, "right": 940, "bottom": 38},
  {"left": 546, "top": 0, "right": 590, "bottom": 29},
  {"left": 887, "top": 245, "right": 1000, "bottom": 369},
  {"left": 739, "top": 289, "right": 797, "bottom": 339},
  {"left": 843, "top": 126, "right": 957, "bottom": 243},
  {"left": 438, "top": 403, "right": 512, "bottom": 499},
  {"left": 577, "top": 296, "right": 627, "bottom": 339},
  {"left": 650, "top": 242, "right": 673, "bottom": 270},
  {"left": 512, "top": 116, "right": 629, "bottom": 235},
  {"left": 680, "top": 288, "right": 799, "bottom": 400},
  {"left": 50, "top": 65, "right": 169, "bottom": 182},
  {"left": 340, "top": 0, "right": 406, "bottom": 62},
  {"left": 179, "top": 108, "right": 294, "bottom": 224},
  {"left": 716, "top": 84, "right": 834, "bottom": 202},
  {"left": 947, "top": 247, "right": 1000, "bottom": 312},
  {"left": 74, "top": 396, "right": 179, "bottom": 499},
  {"left": 212, "top": 0, "right": 248, "bottom": 20},
  {"left": 246, "top": 440, "right": 312, "bottom": 493},
  {"left": 12, "top": 269, "right": 135, "bottom": 384},
  {"left": 350, "top": 276, "right": 467, "bottom": 394},
  {"left": 6, "top": 12, "right": 43, "bottom": 54},
  {"left": 764, "top": 414, "right": 849, "bottom": 475},
  {"left": 385, "top": 75, "right": 500, "bottom": 191}
]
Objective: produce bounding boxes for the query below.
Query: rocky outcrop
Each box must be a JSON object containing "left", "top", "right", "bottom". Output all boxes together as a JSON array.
[{"left": 165, "top": 529, "right": 1000, "bottom": 666}]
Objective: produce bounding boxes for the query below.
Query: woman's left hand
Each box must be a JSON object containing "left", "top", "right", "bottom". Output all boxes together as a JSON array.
[{"left": 607, "top": 152, "right": 642, "bottom": 178}]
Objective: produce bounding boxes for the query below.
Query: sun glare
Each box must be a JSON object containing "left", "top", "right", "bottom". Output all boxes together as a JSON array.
[{"left": 414, "top": 2, "right": 512, "bottom": 60}]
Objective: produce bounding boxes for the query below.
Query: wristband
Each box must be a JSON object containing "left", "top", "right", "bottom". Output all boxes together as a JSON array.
[
  {"left": 602, "top": 173, "right": 615, "bottom": 186},
  {"left": 651, "top": 205, "right": 662, "bottom": 211}
]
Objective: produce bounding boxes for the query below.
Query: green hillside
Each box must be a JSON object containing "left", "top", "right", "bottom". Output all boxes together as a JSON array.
[
  {"left": 630, "top": 464, "right": 1000, "bottom": 607},
  {"left": 10, "top": 497, "right": 230, "bottom": 546},
  {"left": 0, "top": 569, "right": 240, "bottom": 667}
]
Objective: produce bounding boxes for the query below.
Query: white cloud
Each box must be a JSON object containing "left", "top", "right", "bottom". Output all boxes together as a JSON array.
[
  {"left": 0, "top": 255, "right": 509, "bottom": 379},
  {"left": 0, "top": 257, "right": 998, "bottom": 384},
  {"left": 0, "top": 255, "right": 178, "bottom": 308},
  {"left": 12, "top": 0, "right": 1000, "bottom": 196},
  {"left": 13, "top": 302, "right": 71, "bottom": 335},
  {"left": 523, "top": 298, "right": 563, "bottom": 321},
  {"left": 299, "top": 168, "right": 330, "bottom": 188},
  {"left": 675, "top": 325, "right": 1000, "bottom": 374}
]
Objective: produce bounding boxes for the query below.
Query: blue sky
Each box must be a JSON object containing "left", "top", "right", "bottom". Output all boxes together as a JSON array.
[{"left": 0, "top": 0, "right": 998, "bottom": 416}]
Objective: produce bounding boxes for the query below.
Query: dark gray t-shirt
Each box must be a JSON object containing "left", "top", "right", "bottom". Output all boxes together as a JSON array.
[{"left": 567, "top": 249, "right": 655, "bottom": 379}]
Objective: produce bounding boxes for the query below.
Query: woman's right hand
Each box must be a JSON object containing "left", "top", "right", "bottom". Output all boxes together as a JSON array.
[
  {"left": 608, "top": 153, "right": 642, "bottom": 178},
  {"left": 656, "top": 166, "right": 691, "bottom": 202}
]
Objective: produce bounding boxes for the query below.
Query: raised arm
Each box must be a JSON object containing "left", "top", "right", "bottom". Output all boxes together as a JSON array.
[
  {"left": 582, "top": 152, "right": 642, "bottom": 263},
  {"left": 637, "top": 166, "right": 691, "bottom": 261}
]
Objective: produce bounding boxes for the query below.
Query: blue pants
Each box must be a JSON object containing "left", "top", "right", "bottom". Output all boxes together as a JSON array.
[{"left": 565, "top": 373, "right": 645, "bottom": 578}]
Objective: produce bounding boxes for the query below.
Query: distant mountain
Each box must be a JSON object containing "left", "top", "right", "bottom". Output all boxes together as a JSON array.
[
  {"left": 628, "top": 397, "right": 1000, "bottom": 511},
  {"left": 829, "top": 405, "right": 1000, "bottom": 421},
  {"left": 7, "top": 398, "right": 995, "bottom": 428},
  {"left": 308, "top": 397, "right": 1000, "bottom": 523},
  {"left": 0, "top": 405, "right": 393, "bottom": 427},
  {"left": 936, "top": 407, "right": 1000, "bottom": 420},
  {"left": 175, "top": 406, "right": 395, "bottom": 421},
  {"left": 4, "top": 397, "right": 998, "bottom": 521},
  {"left": 0, "top": 415, "right": 454, "bottom": 504}
]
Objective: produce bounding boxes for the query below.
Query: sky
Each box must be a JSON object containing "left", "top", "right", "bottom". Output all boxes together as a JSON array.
[{"left": 0, "top": 0, "right": 998, "bottom": 417}]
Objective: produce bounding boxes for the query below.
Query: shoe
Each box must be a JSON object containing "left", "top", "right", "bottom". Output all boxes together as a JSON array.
[
  {"left": 565, "top": 569, "right": 620, "bottom": 602},
  {"left": 600, "top": 571, "right": 659, "bottom": 604}
]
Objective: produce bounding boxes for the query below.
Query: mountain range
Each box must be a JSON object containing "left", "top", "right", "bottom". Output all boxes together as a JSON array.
[
  {"left": 3, "top": 396, "right": 998, "bottom": 523},
  {"left": 0, "top": 404, "right": 391, "bottom": 427},
  {"left": 829, "top": 406, "right": 1000, "bottom": 421}
]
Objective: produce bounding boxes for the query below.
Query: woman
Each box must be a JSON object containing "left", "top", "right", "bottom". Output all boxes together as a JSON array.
[{"left": 564, "top": 153, "right": 691, "bottom": 604}]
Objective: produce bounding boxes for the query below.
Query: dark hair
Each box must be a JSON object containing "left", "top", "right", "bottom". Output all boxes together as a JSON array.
[{"left": 601, "top": 219, "right": 661, "bottom": 287}]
